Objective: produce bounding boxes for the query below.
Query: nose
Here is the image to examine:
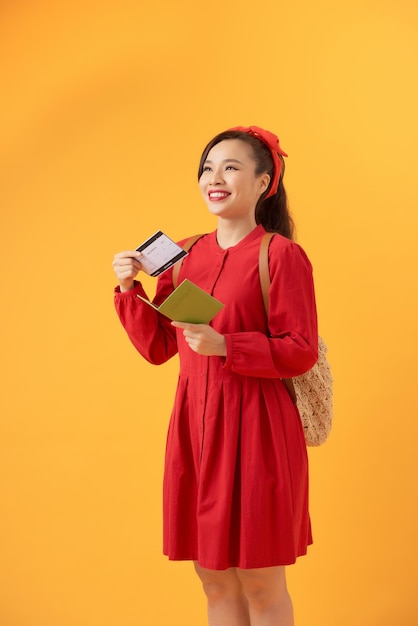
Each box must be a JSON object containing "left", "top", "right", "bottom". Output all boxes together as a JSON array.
[{"left": 209, "top": 166, "right": 224, "bottom": 185}]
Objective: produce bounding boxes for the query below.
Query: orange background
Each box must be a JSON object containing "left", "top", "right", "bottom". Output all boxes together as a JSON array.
[{"left": 1, "top": 1, "right": 417, "bottom": 624}]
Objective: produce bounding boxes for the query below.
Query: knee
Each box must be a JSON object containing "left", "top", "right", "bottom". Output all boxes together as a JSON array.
[
  {"left": 241, "top": 580, "right": 272, "bottom": 611},
  {"left": 201, "top": 578, "right": 230, "bottom": 603},
  {"left": 194, "top": 563, "right": 241, "bottom": 603},
  {"left": 238, "top": 567, "right": 291, "bottom": 613}
]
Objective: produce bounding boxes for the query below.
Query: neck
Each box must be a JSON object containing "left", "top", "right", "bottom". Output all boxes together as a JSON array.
[{"left": 216, "top": 216, "right": 258, "bottom": 249}]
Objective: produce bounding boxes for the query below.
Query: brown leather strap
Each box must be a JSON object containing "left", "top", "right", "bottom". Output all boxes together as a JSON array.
[
  {"left": 172, "top": 234, "right": 204, "bottom": 288},
  {"left": 258, "top": 232, "right": 275, "bottom": 315},
  {"left": 259, "top": 232, "right": 297, "bottom": 405}
]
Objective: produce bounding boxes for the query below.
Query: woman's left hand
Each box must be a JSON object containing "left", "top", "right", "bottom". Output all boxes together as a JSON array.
[{"left": 171, "top": 322, "right": 226, "bottom": 356}]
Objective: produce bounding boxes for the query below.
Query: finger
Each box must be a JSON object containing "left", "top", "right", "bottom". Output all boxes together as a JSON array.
[
  {"left": 114, "top": 260, "right": 142, "bottom": 271},
  {"left": 114, "top": 258, "right": 142, "bottom": 268},
  {"left": 171, "top": 321, "right": 206, "bottom": 330},
  {"left": 114, "top": 251, "right": 143, "bottom": 262},
  {"left": 171, "top": 321, "right": 192, "bottom": 329},
  {"left": 113, "top": 259, "right": 142, "bottom": 273},
  {"left": 184, "top": 338, "right": 199, "bottom": 352},
  {"left": 116, "top": 268, "right": 137, "bottom": 279},
  {"left": 182, "top": 331, "right": 199, "bottom": 342}
]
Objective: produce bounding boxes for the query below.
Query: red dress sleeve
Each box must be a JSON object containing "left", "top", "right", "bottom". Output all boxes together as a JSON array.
[
  {"left": 222, "top": 240, "right": 318, "bottom": 379},
  {"left": 114, "top": 268, "right": 178, "bottom": 365}
]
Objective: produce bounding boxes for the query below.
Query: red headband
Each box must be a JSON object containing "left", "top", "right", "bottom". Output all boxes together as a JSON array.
[{"left": 228, "top": 125, "right": 288, "bottom": 198}]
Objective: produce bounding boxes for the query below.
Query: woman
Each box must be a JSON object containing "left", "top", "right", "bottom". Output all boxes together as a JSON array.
[{"left": 112, "top": 126, "right": 318, "bottom": 626}]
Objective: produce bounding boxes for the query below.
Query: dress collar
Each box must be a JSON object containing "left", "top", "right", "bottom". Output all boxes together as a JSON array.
[{"left": 210, "top": 224, "right": 266, "bottom": 254}]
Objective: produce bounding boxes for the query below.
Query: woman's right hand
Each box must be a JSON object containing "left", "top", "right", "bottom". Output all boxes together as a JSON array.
[{"left": 112, "top": 251, "right": 143, "bottom": 292}]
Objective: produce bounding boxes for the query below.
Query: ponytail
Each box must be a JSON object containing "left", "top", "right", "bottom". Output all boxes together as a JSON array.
[{"left": 255, "top": 169, "right": 295, "bottom": 240}]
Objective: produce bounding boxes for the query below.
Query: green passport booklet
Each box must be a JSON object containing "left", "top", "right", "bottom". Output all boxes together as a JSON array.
[{"left": 137, "top": 279, "right": 224, "bottom": 324}]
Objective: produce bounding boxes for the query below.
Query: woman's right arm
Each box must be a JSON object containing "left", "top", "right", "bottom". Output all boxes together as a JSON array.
[{"left": 113, "top": 251, "right": 178, "bottom": 365}]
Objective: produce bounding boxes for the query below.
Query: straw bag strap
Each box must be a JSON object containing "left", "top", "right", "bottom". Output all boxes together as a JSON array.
[
  {"left": 259, "top": 232, "right": 297, "bottom": 405},
  {"left": 258, "top": 232, "right": 275, "bottom": 315},
  {"left": 172, "top": 234, "right": 204, "bottom": 289}
]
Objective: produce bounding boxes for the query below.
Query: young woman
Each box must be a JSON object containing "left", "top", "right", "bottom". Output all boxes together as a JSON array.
[{"left": 112, "top": 126, "right": 318, "bottom": 626}]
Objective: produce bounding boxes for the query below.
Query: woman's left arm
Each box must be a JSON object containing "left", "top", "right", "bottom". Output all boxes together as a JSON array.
[{"left": 223, "top": 241, "right": 318, "bottom": 378}]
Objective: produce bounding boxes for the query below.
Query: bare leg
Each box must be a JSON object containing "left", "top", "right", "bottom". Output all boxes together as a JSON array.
[
  {"left": 237, "top": 566, "right": 294, "bottom": 626},
  {"left": 194, "top": 562, "right": 250, "bottom": 626}
]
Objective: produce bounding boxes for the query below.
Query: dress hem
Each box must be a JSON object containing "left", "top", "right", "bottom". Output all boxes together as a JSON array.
[{"left": 163, "top": 542, "right": 313, "bottom": 570}]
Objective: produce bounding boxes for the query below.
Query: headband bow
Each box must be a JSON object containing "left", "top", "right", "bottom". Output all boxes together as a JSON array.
[{"left": 228, "top": 125, "right": 288, "bottom": 198}]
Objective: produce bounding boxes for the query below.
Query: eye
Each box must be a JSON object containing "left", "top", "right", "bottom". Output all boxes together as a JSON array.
[
  {"left": 202, "top": 166, "right": 212, "bottom": 172},
  {"left": 225, "top": 165, "right": 237, "bottom": 171}
]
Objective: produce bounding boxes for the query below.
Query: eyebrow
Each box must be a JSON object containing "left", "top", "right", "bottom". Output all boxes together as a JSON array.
[{"left": 204, "top": 158, "right": 244, "bottom": 165}]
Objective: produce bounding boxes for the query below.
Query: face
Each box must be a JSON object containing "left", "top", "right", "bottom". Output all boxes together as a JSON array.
[{"left": 198, "top": 139, "right": 270, "bottom": 221}]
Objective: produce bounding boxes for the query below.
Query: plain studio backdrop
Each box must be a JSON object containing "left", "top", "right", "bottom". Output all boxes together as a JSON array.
[{"left": 0, "top": 1, "right": 417, "bottom": 624}]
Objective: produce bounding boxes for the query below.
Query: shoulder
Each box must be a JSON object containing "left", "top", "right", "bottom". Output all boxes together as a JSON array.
[{"left": 268, "top": 234, "right": 313, "bottom": 273}]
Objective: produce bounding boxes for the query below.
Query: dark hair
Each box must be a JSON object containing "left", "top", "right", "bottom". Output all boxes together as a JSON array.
[{"left": 198, "top": 130, "right": 295, "bottom": 240}]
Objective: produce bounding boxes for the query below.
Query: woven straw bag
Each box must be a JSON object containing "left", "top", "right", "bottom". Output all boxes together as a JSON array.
[{"left": 289, "top": 337, "right": 333, "bottom": 445}]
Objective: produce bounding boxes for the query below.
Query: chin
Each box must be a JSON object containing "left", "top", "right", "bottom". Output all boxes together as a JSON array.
[{"left": 207, "top": 205, "right": 226, "bottom": 216}]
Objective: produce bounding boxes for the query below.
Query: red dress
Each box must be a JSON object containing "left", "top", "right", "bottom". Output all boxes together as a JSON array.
[{"left": 114, "top": 224, "right": 318, "bottom": 570}]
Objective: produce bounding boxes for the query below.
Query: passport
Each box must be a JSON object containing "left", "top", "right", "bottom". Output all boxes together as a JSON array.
[{"left": 137, "top": 279, "right": 224, "bottom": 324}]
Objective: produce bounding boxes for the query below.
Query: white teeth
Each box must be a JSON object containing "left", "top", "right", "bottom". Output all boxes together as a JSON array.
[{"left": 210, "top": 192, "right": 229, "bottom": 198}]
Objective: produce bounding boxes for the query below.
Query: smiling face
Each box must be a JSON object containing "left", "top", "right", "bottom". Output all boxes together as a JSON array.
[{"left": 198, "top": 139, "right": 270, "bottom": 222}]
